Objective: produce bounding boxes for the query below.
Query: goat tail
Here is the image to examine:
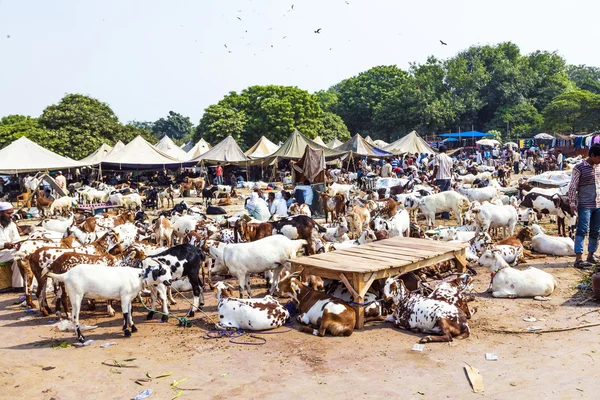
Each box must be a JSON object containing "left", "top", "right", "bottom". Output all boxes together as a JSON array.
[
  {"left": 45, "top": 271, "right": 64, "bottom": 281},
  {"left": 314, "top": 222, "right": 327, "bottom": 233}
]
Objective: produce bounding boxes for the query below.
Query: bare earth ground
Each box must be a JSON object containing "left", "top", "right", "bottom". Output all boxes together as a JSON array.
[{"left": 2, "top": 178, "right": 600, "bottom": 399}]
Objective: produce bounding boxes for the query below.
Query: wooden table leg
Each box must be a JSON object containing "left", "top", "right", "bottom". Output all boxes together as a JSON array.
[
  {"left": 454, "top": 250, "right": 468, "bottom": 273},
  {"left": 352, "top": 274, "right": 366, "bottom": 329}
]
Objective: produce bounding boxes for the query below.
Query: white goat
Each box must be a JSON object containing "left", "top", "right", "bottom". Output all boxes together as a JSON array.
[
  {"left": 478, "top": 249, "right": 557, "bottom": 298},
  {"left": 47, "top": 264, "right": 171, "bottom": 342},
  {"left": 530, "top": 224, "right": 575, "bottom": 256},
  {"left": 42, "top": 213, "right": 74, "bottom": 235}
]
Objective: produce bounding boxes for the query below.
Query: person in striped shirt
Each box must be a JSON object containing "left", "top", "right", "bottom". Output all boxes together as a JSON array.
[{"left": 567, "top": 144, "right": 600, "bottom": 268}]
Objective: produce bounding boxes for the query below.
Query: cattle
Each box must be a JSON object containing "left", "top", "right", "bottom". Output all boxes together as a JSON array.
[
  {"left": 140, "top": 244, "right": 206, "bottom": 322},
  {"left": 278, "top": 271, "right": 356, "bottom": 337},
  {"left": 383, "top": 277, "right": 470, "bottom": 343},
  {"left": 214, "top": 282, "right": 290, "bottom": 330}
]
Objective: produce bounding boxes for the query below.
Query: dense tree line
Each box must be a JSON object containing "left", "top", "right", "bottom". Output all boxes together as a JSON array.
[{"left": 2, "top": 42, "right": 599, "bottom": 159}]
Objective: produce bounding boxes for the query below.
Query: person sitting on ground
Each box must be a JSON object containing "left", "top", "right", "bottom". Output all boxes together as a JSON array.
[
  {"left": 245, "top": 192, "right": 271, "bottom": 221},
  {"left": 270, "top": 192, "right": 288, "bottom": 217}
]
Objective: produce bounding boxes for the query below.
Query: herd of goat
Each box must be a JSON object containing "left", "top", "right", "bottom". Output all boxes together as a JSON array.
[{"left": 9, "top": 159, "right": 578, "bottom": 343}]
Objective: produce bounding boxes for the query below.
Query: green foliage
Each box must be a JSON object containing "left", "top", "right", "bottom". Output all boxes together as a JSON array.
[
  {"left": 567, "top": 65, "right": 600, "bottom": 94},
  {"left": 314, "top": 90, "right": 339, "bottom": 113},
  {"left": 333, "top": 65, "right": 409, "bottom": 137},
  {"left": 488, "top": 101, "right": 544, "bottom": 139},
  {"left": 152, "top": 111, "right": 193, "bottom": 141},
  {"left": 128, "top": 120, "right": 154, "bottom": 133},
  {"left": 319, "top": 112, "right": 351, "bottom": 142},
  {"left": 0, "top": 115, "right": 50, "bottom": 149},
  {"left": 195, "top": 104, "right": 247, "bottom": 146},
  {"left": 542, "top": 89, "right": 600, "bottom": 132},
  {"left": 196, "top": 85, "right": 323, "bottom": 149},
  {"left": 38, "top": 94, "right": 125, "bottom": 159}
]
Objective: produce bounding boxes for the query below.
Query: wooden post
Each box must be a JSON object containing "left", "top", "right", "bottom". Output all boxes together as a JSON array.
[
  {"left": 352, "top": 274, "right": 366, "bottom": 329},
  {"left": 454, "top": 250, "right": 468, "bottom": 273}
]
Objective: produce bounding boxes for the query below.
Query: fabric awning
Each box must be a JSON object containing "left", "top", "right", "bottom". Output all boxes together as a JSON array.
[{"left": 0, "top": 137, "right": 88, "bottom": 173}]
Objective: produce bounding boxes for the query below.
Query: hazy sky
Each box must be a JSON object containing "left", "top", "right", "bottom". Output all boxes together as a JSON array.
[{"left": 1, "top": 0, "right": 599, "bottom": 124}]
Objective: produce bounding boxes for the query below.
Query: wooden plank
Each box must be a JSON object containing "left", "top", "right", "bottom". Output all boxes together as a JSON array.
[
  {"left": 376, "top": 240, "right": 458, "bottom": 253},
  {"left": 331, "top": 249, "right": 417, "bottom": 264},
  {"left": 345, "top": 247, "right": 424, "bottom": 261}
]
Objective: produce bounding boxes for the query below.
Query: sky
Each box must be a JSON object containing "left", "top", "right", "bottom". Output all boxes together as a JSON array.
[{"left": 1, "top": 0, "right": 599, "bottom": 125}]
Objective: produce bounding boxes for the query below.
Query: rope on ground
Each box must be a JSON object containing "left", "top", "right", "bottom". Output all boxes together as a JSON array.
[{"left": 484, "top": 322, "right": 600, "bottom": 334}]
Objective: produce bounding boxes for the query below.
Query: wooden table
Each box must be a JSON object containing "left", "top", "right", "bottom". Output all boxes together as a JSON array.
[{"left": 288, "top": 237, "right": 469, "bottom": 329}]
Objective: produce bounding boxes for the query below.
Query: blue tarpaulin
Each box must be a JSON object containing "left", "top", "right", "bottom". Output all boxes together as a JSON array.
[{"left": 438, "top": 131, "right": 492, "bottom": 138}]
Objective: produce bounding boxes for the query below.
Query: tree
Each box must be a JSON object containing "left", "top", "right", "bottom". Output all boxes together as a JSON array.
[
  {"left": 0, "top": 115, "right": 51, "bottom": 150},
  {"left": 333, "top": 65, "right": 410, "bottom": 137},
  {"left": 197, "top": 85, "right": 323, "bottom": 148},
  {"left": 152, "top": 111, "right": 194, "bottom": 141},
  {"left": 314, "top": 90, "right": 338, "bottom": 113},
  {"left": 567, "top": 65, "right": 600, "bottom": 94},
  {"left": 542, "top": 89, "right": 600, "bottom": 132},
  {"left": 319, "top": 112, "right": 351, "bottom": 142},
  {"left": 525, "top": 51, "right": 572, "bottom": 111},
  {"left": 372, "top": 80, "right": 425, "bottom": 141},
  {"left": 488, "top": 101, "right": 544, "bottom": 139},
  {"left": 128, "top": 120, "right": 154, "bottom": 134},
  {"left": 38, "top": 94, "right": 123, "bottom": 159},
  {"left": 195, "top": 104, "right": 247, "bottom": 147}
]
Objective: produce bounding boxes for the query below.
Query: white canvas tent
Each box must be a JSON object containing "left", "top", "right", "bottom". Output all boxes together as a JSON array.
[
  {"left": 186, "top": 138, "right": 212, "bottom": 159},
  {"left": 107, "top": 141, "right": 125, "bottom": 156},
  {"left": 327, "top": 138, "right": 344, "bottom": 149},
  {"left": 191, "top": 136, "right": 248, "bottom": 164},
  {"left": 79, "top": 143, "right": 113, "bottom": 165},
  {"left": 313, "top": 136, "right": 326, "bottom": 146},
  {"left": 0, "top": 137, "right": 87, "bottom": 173},
  {"left": 102, "top": 136, "right": 195, "bottom": 169},
  {"left": 154, "top": 135, "right": 190, "bottom": 161},
  {"left": 384, "top": 131, "right": 436, "bottom": 155},
  {"left": 244, "top": 136, "right": 280, "bottom": 159}
]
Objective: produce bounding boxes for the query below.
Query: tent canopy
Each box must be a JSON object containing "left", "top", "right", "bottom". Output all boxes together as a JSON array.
[
  {"left": 534, "top": 133, "right": 555, "bottom": 140},
  {"left": 107, "top": 141, "right": 125, "bottom": 156},
  {"left": 154, "top": 135, "right": 190, "bottom": 161},
  {"left": 364, "top": 135, "right": 376, "bottom": 145},
  {"left": 292, "top": 146, "right": 326, "bottom": 184},
  {"left": 438, "top": 131, "right": 492, "bottom": 138},
  {"left": 191, "top": 136, "right": 248, "bottom": 164},
  {"left": 0, "top": 137, "right": 87, "bottom": 173},
  {"left": 256, "top": 129, "right": 347, "bottom": 165},
  {"left": 102, "top": 136, "right": 194, "bottom": 169},
  {"left": 244, "top": 136, "right": 280, "bottom": 159},
  {"left": 186, "top": 138, "right": 212, "bottom": 159},
  {"left": 79, "top": 143, "right": 113, "bottom": 165},
  {"left": 312, "top": 136, "right": 326, "bottom": 146},
  {"left": 384, "top": 131, "right": 437, "bottom": 155},
  {"left": 336, "top": 133, "right": 392, "bottom": 157},
  {"left": 327, "top": 138, "right": 344, "bottom": 149},
  {"left": 373, "top": 139, "right": 389, "bottom": 148}
]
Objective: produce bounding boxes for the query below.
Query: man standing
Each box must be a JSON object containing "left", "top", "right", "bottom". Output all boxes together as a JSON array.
[
  {"left": 568, "top": 144, "right": 600, "bottom": 268},
  {"left": 381, "top": 159, "right": 392, "bottom": 178},
  {"left": 557, "top": 150, "right": 564, "bottom": 171},
  {"left": 0, "top": 202, "right": 23, "bottom": 289},
  {"left": 215, "top": 163, "right": 223, "bottom": 185},
  {"left": 513, "top": 150, "right": 521, "bottom": 174},
  {"left": 431, "top": 145, "right": 453, "bottom": 219},
  {"left": 55, "top": 171, "right": 67, "bottom": 192}
]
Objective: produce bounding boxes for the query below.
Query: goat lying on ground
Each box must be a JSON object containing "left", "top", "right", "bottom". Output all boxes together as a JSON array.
[
  {"left": 278, "top": 271, "right": 356, "bottom": 337},
  {"left": 478, "top": 249, "right": 557, "bottom": 298},
  {"left": 214, "top": 282, "right": 290, "bottom": 330},
  {"left": 383, "top": 277, "right": 470, "bottom": 343}
]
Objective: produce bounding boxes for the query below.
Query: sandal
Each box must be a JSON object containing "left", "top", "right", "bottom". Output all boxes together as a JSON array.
[{"left": 574, "top": 260, "right": 593, "bottom": 269}]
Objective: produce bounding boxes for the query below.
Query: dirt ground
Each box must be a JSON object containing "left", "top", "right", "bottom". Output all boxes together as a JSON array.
[{"left": 2, "top": 180, "right": 600, "bottom": 399}]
